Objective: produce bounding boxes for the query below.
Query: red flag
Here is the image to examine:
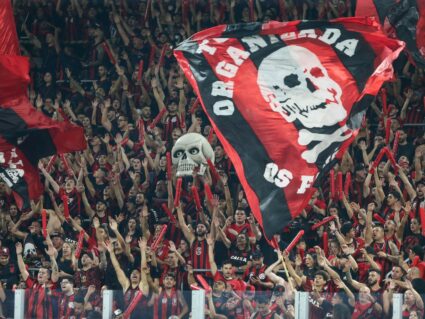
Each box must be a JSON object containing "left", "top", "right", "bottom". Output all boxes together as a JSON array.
[
  {"left": 174, "top": 18, "right": 403, "bottom": 238},
  {"left": 0, "top": 0, "right": 20, "bottom": 56},
  {"left": 356, "top": 0, "right": 425, "bottom": 66},
  {"left": 0, "top": 1, "right": 86, "bottom": 209}
]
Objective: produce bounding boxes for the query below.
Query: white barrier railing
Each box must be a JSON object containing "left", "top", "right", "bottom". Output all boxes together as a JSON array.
[
  {"left": 9, "top": 289, "right": 404, "bottom": 319},
  {"left": 13, "top": 289, "right": 25, "bottom": 319}
]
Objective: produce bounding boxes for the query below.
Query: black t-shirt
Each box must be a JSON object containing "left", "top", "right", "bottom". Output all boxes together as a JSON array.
[
  {"left": 104, "top": 253, "right": 133, "bottom": 290},
  {"left": 397, "top": 142, "right": 415, "bottom": 161},
  {"left": 0, "top": 260, "right": 19, "bottom": 288},
  {"left": 228, "top": 246, "right": 251, "bottom": 268},
  {"left": 56, "top": 253, "right": 75, "bottom": 276}
]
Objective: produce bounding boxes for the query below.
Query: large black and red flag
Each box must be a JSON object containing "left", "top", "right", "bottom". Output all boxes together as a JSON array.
[
  {"left": 0, "top": 0, "right": 86, "bottom": 209},
  {"left": 356, "top": 0, "right": 425, "bottom": 66},
  {"left": 174, "top": 17, "right": 404, "bottom": 238}
]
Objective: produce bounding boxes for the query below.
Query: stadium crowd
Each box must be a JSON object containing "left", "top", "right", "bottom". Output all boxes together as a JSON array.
[{"left": 0, "top": 0, "right": 424, "bottom": 318}]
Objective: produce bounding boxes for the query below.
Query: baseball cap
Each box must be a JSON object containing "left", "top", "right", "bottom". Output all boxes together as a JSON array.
[
  {"left": 50, "top": 232, "right": 63, "bottom": 239},
  {"left": 0, "top": 247, "right": 10, "bottom": 257}
]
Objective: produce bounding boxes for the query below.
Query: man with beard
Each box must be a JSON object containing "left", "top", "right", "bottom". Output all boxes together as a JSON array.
[
  {"left": 105, "top": 238, "right": 149, "bottom": 319},
  {"left": 150, "top": 273, "right": 188, "bottom": 319},
  {"left": 177, "top": 205, "right": 211, "bottom": 273},
  {"left": 347, "top": 268, "right": 384, "bottom": 303},
  {"left": 395, "top": 128, "right": 415, "bottom": 160},
  {"left": 96, "top": 65, "right": 111, "bottom": 94},
  {"left": 243, "top": 250, "right": 274, "bottom": 292}
]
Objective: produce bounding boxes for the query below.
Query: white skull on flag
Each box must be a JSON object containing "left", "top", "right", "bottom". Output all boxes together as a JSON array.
[{"left": 257, "top": 45, "right": 347, "bottom": 129}]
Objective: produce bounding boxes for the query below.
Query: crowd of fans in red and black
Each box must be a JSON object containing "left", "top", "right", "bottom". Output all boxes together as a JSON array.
[{"left": 0, "top": 0, "right": 424, "bottom": 318}]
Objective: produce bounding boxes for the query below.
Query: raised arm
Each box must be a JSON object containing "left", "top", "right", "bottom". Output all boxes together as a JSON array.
[
  {"left": 109, "top": 217, "right": 134, "bottom": 263},
  {"left": 45, "top": 236, "right": 59, "bottom": 283},
  {"left": 364, "top": 203, "right": 374, "bottom": 245},
  {"left": 176, "top": 205, "right": 195, "bottom": 244},
  {"left": 206, "top": 235, "right": 218, "bottom": 276},
  {"left": 398, "top": 166, "right": 417, "bottom": 201},
  {"left": 81, "top": 190, "right": 95, "bottom": 219},
  {"left": 16, "top": 242, "right": 29, "bottom": 281},
  {"left": 101, "top": 99, "right": 113, "bottom": 132},
  {"left": 265, "top": 254, "right": 286, "bottom": 286},
  {"left": 282, "top": 252, "right": 303, "bottom": 288},
  {"left": 138, "top": 238, "right": 149, "bottom": 296},
  {"left": 39, "top": 165, "right": 61, "bottom": 193},
  {"left": 105, "top": 240, "right": 130, "bottom": 291}
]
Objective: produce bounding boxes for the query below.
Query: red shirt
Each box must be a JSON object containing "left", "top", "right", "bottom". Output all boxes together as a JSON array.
[
  {"left": 225, "top": 222, "right": 255, "bottom": 242},
  {"left": 25, "top": 278, "right": 57, "bottom": 319},
  {"left": 214, "top": 272, "right": 246, "bottom": 296}
]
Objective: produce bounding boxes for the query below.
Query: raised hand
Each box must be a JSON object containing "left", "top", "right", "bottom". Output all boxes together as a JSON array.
[
  {"left": 138, "top": 237, "right": 147, "bottom": 250},
  {"left": 109, "top": 217, "right": 118, "bottom": 231},
  {"left": 93, "top": 216, "right": 100, "bottom": 228},
  {"left": 169, "top": 241, "right": 177, "bottom": 252},
  {"left": 16, "top": 242, "right": 23, "bottom": 255},
  {"left": 103, "top": 240, "right": 113, "bottom": 253},
  {"left": 45, "top": 245, "right": 57, "bottom": 257}
]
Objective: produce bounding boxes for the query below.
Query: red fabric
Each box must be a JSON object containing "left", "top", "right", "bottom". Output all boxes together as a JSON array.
[
  {"left": 0, "top": 0, "right": 20, "bottom": 55},
  {"left": 174, "top": 17, "right": 404, "bottom": 239},
  {"left": 213, "top": 272, "right": 246, "bottom": 295},
  {"left": 225, "top": 222, "right": 255, "bottom": 241},
  {"left": 0, "top": 2, "right": 86, "bottom": 208},
  {"left": 153, "top": 289, "right": 181, "bottom": 319},
  {"left": 355, "top": 0, "right": 383, "bottom": 23}
]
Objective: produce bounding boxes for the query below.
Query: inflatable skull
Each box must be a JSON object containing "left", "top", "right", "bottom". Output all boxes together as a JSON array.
[
  {"left": 172, "top": 133, "right": 215, "bottom": 176},
  {"left": 257, "top": 45, "right": 347, "bottom": 129},
  {"left": 24, "top": 242, "right": 37, "bottom": 258}
]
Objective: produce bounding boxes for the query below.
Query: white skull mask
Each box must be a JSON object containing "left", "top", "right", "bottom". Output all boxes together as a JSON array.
[
  {"left": 24, "top": 242, "right": 37, "bottom": 258},
  {"left": 257, "top": 45, "right": 347, "bottom": 129},
  {"left": 172, "top": 133, "right": 215, "bottom": 176}
]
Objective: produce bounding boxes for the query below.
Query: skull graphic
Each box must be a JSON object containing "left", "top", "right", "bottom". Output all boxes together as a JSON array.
[
  {"left": 172, "top": 133, "right": 215, "bottom": 176},
  {"left": 257, "top": 45, "right": 347, "bottom": 129},
  {"left": 24, "top": 242, "right": 37, "bottom": 259}
]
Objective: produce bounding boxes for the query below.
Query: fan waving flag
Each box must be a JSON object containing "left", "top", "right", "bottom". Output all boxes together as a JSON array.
[
  {"left": 356, "top": 0, "right": 425, "bottom": 66},
  {"left": 0, "top": 0, "right": 86, "bottom": 209},
  {"left": 174, "top": 17, "right": 404, "bottom": 238}
]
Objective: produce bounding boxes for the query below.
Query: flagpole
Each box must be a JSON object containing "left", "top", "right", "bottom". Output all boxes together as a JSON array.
[{"left": 280, "top": 256, "right": 294, "bottom": 291}]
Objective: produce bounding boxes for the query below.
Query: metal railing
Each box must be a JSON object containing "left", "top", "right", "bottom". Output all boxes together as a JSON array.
[{"left": 11, "top": 289, "right": 405, "bottom": 319}]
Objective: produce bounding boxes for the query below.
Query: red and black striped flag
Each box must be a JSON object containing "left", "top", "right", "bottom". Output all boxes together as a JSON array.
[
  {"left": 174, "top": 18, "right": 404, "bottom": 238},
  {"left": 0, "top": 0, "right": 86, "bottom": 209},
  {"left": 356, "top": 0, "right": 425, "bottom": 66}
]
